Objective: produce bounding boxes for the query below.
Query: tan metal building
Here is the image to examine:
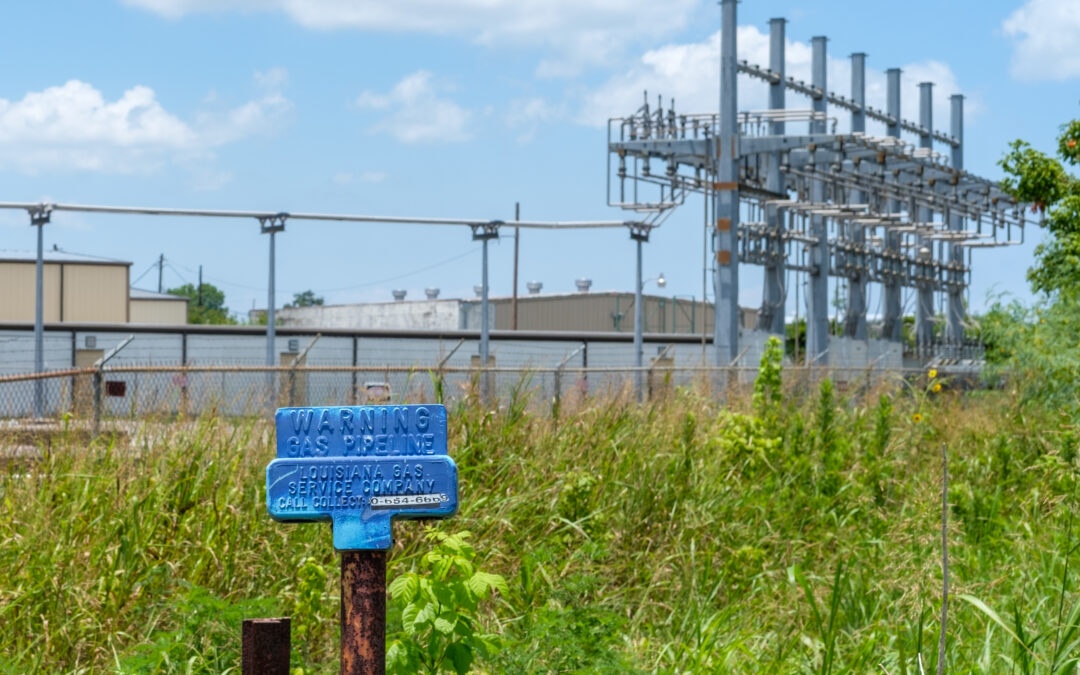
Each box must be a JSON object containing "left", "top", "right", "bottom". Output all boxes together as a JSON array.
[
  {"left": 273, "top": 289, "right": 756, "bottom": 334},
  {"left": 486, "top": 291, "right": 746, "bottom": 334},
  {"left": 129, "top": 288, "right": 189, "bottom": 325},
  {"left": 0, "top": 250, "right": 187, "bottom": 325}
]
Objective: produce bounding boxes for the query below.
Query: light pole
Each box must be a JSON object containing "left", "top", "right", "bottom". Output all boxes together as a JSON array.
[
  {"left": 260, "top": 214, "right": 287, "bottom": 412},
  {"left": 472, "top": 222, "right": 501, "bottom": 402},
  {"left": 631, "top": 223, "right": 663, "bottom": 400},
  {"left": 30, "top": 205, "right": 51, "bottom": 418}
]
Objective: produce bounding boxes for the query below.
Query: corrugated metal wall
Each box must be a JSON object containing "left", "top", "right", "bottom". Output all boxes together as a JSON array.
[
  {"left": 130, "top": 299, "right": 188, "bottom": 325},
  {"left": 490, "top": 293, "right": 719, "bottom": 334},
  {"left": 62, "top": 265, "right": 127, "bottom": 322},
  {"left": 0, "top": 262, "right": 128, "bottom": 323}
]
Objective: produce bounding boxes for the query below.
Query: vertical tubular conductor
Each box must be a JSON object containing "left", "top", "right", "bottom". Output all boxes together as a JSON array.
[
  {"left": 761, "top": 17, "right": 787, "bottom": 337},
  {"left": 806, "top": 36, "right": 830, "bottom": 365},
  {"left": 947, "top": 94, "right": 966, "bottom": 346},
  {"left": 845, "top": 52, "right": 869, "bottom": 340},
  {"left": 882, "top": 68, "right": 903, "bottom": 342},
  {"left": 916, "top": 82, "right": 935, "bottom": 352},
  {"left": 714, "top": 0, "right": 740, "bottom": 367}
]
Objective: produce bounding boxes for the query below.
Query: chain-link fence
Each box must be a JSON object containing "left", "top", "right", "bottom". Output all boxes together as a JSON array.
[{"left": 0, "top": 361, "right": 938, "bottom": 425}]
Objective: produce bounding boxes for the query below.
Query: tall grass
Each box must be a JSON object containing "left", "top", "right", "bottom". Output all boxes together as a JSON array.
[{"left": 1, "top": 375, "right": 1079, "bottom": 673}]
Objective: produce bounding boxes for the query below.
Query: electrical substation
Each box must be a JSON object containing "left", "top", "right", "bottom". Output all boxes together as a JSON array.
[
  {"left": 0, "top": 0, "right": 1034, "bottom": 417},
  {"left": 608, "top": 0, "right": 1029, "bottom": 368}
]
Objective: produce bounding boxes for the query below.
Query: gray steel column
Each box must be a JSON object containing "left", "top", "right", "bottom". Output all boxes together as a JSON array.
[
  {"left": 260, "top": 215, "right": 286, "bottom": 408},
  {"left": 267, "top": 230, "right": 276, "bottom": 370},
  {"left": 32, "top": 211, "right": 46, "bottom": 417},
  {"left": 916, "top": 82, "right": 935, "bottom": 351},
  {"left": 947, "top": 94, "right": 965, "bottom": 346},
  {"left": 844, "top": 52, "right": 868, "bottom": 340},
  {"left": 805, "top": 36, "right": 830, "bottom": 365},
  {"left": 471, "top": 223, "right": 499, "bottom": 398},
  {"left": 882, "top": 68, "right": 903, "bottom": 342},
  {"left": 481, "top": 236, "right": 489, "bottom": 366},
  {"left": 761, "top": 17, "right": 786, "bottom": 336},
  {"left": 714, "top": 0, "right": 740, "bottom": 366},
  {"left": 634, "top": 233, "right": 644, "bottom": 398}
]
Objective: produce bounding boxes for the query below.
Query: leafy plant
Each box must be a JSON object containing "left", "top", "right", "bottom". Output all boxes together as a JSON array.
[{"left": 386, "top": 530, "right": 506, "bottom": 674}]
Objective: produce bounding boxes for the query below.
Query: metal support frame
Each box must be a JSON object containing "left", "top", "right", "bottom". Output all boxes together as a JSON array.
[
  {"left": 760, "top": 17, "right": 787, "bottom": 336},
  {"left": 806, "top": 35, "right": 830, "bottom": 365},
  {"left": 29, "top": 204, "right": 51, "bottom": 418},
  {"left": 715, "top": 0, "right": 740, "bottom": 367},
  {"left": 471, "top": 221, "right": 500, "bottom": 399},
  {"left": 259, "top": 213, "right": 287, "bottom": 408},
  {"left": 916, "top": 83, "right": 935, "bottom": 349},
  {"left": 844, "top": 52, "right": 869, "bottom": 340}
]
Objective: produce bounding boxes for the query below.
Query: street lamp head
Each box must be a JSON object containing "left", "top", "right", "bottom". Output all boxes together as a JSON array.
[{"left": 657, "top": 273, "right": 666, "bottom": 288}]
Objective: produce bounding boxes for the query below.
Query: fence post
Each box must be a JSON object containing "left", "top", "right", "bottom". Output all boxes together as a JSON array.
[
  {"left": 288, "top": 367, "right": 296, "bottom": 407},
  {"left": 435, "top": 338, "right": 466, "bottom": 406},
  {"left": 241, "top": 618, "right": 290, "bottom": 675},
  {"left": 552, "top": 345, "right": 584, "bottom": 419},
  {"left": 91, "top": 335, "right": 135, "bottom": 434},
  {"left": 92, "top": 369, "right": 103, "bottom": 434}
]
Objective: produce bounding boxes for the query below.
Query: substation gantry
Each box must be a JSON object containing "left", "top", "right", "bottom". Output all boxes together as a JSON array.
[{"left": 607, "top": 1, "right": 1030, "bottom": 367}]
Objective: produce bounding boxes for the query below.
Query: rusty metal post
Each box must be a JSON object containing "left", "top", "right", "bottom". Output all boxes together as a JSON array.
[
  {"left": 242, "top": 617, "right": 291, "bottom": 675},
  {"left": 341, "top": 550, "right": 386, "bottom": 675}
]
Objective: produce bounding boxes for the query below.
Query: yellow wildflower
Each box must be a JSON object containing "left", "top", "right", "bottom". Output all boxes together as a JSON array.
[
  {"left": 932, "top": 382, "right": 942, "bottom": 393},
  {"left": 928, "top": 369, "right": 937, "bottom": 379},
  {"left": 913, "top": 413, "right": 923, "bottom": 423}
]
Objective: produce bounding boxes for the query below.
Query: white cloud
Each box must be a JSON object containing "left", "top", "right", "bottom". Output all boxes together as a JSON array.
[
  {"left": 332, "top": 170, "right": 385, "bottom": 184},
  {"left": 0, "top": 76, "right": 291, "bottom": 174},
  {"left": 355, "top": 71, "right": 470, "bottom": 143},
  {"left": 1003, "top": 0, "right": 1080, "bottom": 81},
  {"left": 122, "top": 0, "right": 698, "bottom": 73},
  {"left": 254, "top": 66, "right": 289, "bottom": 90},
  {"left": 505, "top": 97, "right": 564, "bottom": 144},
  {"left": 581, "top": 26, "right": 977, "bottom": 144}
]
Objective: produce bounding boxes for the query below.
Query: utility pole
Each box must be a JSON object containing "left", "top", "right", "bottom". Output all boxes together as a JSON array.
[
  {"left": 198, "top": 265, "right": 203, "bottom": 308},
  {"left": 157, "top": 253, "right": 165, "bottom": 293}
]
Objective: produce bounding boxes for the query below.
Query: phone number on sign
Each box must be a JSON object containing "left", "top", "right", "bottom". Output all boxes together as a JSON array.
[{"left": 369, "top": 493, "right": 449, "bottom": 508}]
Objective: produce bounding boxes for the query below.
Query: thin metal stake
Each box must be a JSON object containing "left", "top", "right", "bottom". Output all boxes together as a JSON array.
[
  {"left": 341, "top": 550, "right": 386, "bottom": 675},
  {"left": 938, "top": 442, "right": 949, "bottom": 675}
]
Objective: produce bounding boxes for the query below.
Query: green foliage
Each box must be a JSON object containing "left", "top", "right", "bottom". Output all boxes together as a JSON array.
[
  {"left": 7, "top": 384, "right": 1080, "bottom": 671},
  {"left": 287, "top": 290, "right": 324, "bottom": 308},
  {"left": 386, "top": 530, "right": 506, "bottom": 674},
  {"left": 292, "top": 557, "right": 330, "bottom": 661},
  {"left": 998, "top": 111, "right": 1080, "bottom": 295},
  {"left": 752, "top": 336, "right": 784, "bottom": 425},
  {"left": 980, "top": 294, "right": 1080, "bottom": 407},
  {"left": 117, "top": 584, "right": 276, "bottom": 673},
  {"left": 167, "top": 282, "right": 235, "bottom": 324},
  {"left": 1000, "top": 139, "right": 1070, "bottom": 209}
]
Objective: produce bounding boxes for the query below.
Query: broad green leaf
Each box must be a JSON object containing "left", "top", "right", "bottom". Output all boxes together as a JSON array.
[
  {"left": 445, "top": 642, "right": 473, "bottom": 675},
  {"left": 434, "top": 616, "right": 455, "bottom": 635}
]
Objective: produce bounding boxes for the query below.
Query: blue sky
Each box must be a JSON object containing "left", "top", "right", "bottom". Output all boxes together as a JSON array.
[{"left": 0, "top": 0, "right": 1075, "bottom": 320}]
